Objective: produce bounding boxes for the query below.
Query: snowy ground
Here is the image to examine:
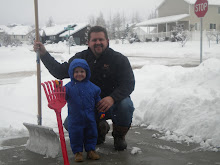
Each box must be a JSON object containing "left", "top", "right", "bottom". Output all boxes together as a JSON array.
[{"left": 0, "top": 40, "right": 220, "bottom": 152}]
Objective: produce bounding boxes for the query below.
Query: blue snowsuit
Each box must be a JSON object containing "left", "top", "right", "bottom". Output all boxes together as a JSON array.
[{"left": 65, "top": 59, "right": 101, "bottom": 154}]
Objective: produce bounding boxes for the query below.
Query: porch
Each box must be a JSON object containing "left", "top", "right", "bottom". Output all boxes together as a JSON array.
[{"left": 136, "top": 14, "right": 190, "bottom": 41}]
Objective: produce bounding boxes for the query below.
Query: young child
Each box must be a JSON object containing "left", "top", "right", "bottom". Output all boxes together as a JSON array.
[{"left": 65, "top": 59, "right": 101, "bottom": 162}]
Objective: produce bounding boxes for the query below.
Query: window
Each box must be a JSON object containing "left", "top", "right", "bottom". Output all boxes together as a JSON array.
[
  {"left": 210, "top": 23, "right": 216, "bottom": 30},
  {"left": 195, "top": 23, "right": 198, "bottom": 30},
  {"left": 218, "top": 7, "right": 220, "bottom": 14},
  {"left": 49, "top": 36, "right": 55, "bottom": 40}
]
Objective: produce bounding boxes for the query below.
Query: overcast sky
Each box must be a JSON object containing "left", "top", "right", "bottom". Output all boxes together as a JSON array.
[{"left": 0, "top": 0, "right": 163, "bottom": 26}]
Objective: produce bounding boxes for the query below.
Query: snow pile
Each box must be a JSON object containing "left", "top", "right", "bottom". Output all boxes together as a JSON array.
[
  {"left": 132, "top": 58, "right": 220, "bottom": 151},
  {"left": 131, "top": 147, "right": 142, "bottom": 154}
]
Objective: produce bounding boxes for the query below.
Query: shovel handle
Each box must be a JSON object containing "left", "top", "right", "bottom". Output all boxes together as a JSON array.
[
  {"left": 56, "top": 111, "right": 70, "bottom": 165},
  {"left": 34, "top": 0, "right": 40, "bottom": 42},
  {"left": 34, "top": 0, "right": 42, "bottom": 126}
]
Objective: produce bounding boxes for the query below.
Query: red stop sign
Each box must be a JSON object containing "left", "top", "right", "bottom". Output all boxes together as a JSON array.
[{"left": 194, "top": 0, "right": 208, "bottom": 17}]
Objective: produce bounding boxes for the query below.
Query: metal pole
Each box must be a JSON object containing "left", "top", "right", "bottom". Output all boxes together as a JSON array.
[
  {"left": 200, "top": 17, "right": 203, "bottom": 63},
  {"left": 34, "top": 0, "right": 42, "bottom": 125}
]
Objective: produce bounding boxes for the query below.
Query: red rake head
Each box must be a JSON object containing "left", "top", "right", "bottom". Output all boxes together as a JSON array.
[{"left": 41, "top": 80, "right": 66, "bottom": 113}]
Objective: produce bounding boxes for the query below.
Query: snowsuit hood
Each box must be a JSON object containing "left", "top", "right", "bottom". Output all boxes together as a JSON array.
[{"left": 68, "top": 59, "right": 91, "bottom": 83}]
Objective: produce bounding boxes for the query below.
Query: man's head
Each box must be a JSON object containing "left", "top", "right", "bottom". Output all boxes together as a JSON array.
[{"left": 88, "top": 26, "right": 109, "bottom": 58}]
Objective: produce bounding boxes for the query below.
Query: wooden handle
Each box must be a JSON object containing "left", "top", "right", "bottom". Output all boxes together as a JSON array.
[
  {"left": 34, "top": 0, "right": 40, "bottom": 42},
  {"left": 34, "top": 0, "right": 42, "bottom": 125}
]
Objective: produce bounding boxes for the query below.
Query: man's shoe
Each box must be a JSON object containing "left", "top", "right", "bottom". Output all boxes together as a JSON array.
[
  {"left": 87, "top": 150, "right": 100, "bottom": 160},
  {"left": 114, "top": 136, "right": 127, "bottom": 151},
  {"left": 74, "top": 152, "right": 83, "bottom": 162},
  {"left": 97, "top": 120, "right": 110, "bottom": 145}
]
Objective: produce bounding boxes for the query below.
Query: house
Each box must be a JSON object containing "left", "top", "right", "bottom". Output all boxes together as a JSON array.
[
  {"left": 59, "top": 23, "right": 90, "bottom": 45},
  {"left": 41, "top": 23, "right": 90, "bottom": 45},
  {"left": 40, "top": 23, "right": 76, "bottom": 43},
  {"left": 0, "top": 25, "right": 34, "bottom": 44},
  {"left": 136, "top": 0, "right": 220, "bottom": 41},
  {"left": 7, "top": 25, "right": 34, "bottom": 43}
]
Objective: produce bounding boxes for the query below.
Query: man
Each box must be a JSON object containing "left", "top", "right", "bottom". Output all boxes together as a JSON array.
[{"left": 34, "top": 26, "right": 135, "bottom": 151}]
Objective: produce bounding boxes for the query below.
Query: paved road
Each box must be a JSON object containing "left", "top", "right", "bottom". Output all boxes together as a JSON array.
[{"left": 0, "top": 126, "right": 219, "bottom": 165}]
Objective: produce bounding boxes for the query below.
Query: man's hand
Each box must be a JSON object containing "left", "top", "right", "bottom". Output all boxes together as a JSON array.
[
  {"left": 97, "top": 96, "right": 114, "bottom": 112},
  {"left": 33, "top": 41, "right": 47, "bottom": 56}
]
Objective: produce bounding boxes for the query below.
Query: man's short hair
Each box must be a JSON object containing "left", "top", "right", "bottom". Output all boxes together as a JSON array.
[{"left": 88, "top": 26, "right": 109, "bottom": 41}]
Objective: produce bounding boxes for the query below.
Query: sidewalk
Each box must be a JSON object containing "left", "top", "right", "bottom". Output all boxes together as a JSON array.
[{"left": 0, "top": 126, "right": 219, "bottom": 165}]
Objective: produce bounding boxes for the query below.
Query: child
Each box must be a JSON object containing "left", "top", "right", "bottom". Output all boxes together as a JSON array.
[{"left": 65, "top": 59, "right": 101, "bottom": 162}]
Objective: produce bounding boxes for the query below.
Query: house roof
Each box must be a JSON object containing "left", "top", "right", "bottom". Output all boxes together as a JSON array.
[
  {"left": 59, "top": 23, "right": 89, "bottom": 37},
  {"left": 136, "top": 14, "right": 189, "bottom": 26},
  {"left": 7, "top": 25, "right": 33, "bottom": 35},
  {"left": 158, "top": 0, "right": 220, "bottom": 9},
  {"left": 184, "top": 0, "right": 220, "bottom": 5},
  {"left": 42, "top": 23, "right": 76, "bottom": 36},
  {"left": 0, "top": 25, "right": 10, "bottom": 33}
]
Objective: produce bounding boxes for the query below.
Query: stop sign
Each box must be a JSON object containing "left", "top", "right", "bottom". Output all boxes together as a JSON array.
[{"left": 194, "top": 0, "right": 208, "bottom": 17}]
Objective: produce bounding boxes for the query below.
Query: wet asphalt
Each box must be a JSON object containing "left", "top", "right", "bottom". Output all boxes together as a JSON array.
[{"left": 0, "top": 125, "right": 219, "bottom": 165}]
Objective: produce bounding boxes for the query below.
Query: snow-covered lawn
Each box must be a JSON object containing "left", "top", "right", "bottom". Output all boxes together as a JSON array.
[{"left": 0, "top": 40, "right": 220, "bottom": 151}]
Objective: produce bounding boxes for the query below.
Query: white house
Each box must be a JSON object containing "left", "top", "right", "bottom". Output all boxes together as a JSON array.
[
  {"left": 136, "top": 0, "right": 220, "bottom": 41},
  {"left": 7, "top": 25, "right": 34, "bottom": 43}
]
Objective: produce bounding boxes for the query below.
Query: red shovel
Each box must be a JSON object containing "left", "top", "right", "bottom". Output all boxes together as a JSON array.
[{"left": 41, "top": 80, "right": 70, "bottom": 165}]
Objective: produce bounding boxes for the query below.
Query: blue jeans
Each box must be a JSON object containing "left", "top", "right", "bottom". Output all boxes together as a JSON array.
[{"left": 63, "top": 97, "right": 135, "bottom": 130}]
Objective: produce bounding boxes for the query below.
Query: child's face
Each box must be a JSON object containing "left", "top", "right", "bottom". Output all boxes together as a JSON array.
[{"left": 73, "top": 67, "right": 86, "bottom": 81}]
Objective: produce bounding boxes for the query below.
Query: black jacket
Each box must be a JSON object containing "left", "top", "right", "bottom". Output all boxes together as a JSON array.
[{"left": 40, "top": 47, "right": 135, "bottom": 102}]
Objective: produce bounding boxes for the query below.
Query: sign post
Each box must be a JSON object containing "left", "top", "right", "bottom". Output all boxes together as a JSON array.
[
  {"left": 194, "top": 0, "right": 208, "bottom": 63},
  {"left": 64, "top": 25, "right": 75, "bottom": 54}
]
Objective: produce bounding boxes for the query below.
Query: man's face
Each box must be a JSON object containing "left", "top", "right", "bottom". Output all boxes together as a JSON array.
[
  {"left": 88, "top": 32, "right": 109, "bottom": 57},
  {"left": 73, "top": 67, "right": 86, "bottom": 82}
]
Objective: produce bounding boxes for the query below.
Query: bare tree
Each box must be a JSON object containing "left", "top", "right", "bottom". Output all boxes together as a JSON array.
[
  {"left": 46, "top": 16, "right": 55, "bottom": 27},
  {"left": 88, "top": 15, "right": 96, "bottom": 27},
  {"left": 114, "top": 12, "right": 123, "bottom": 39},
  {"left": 148, "top": 8, "right": 157, "bottom": 20},
  {"left": 131, "top": 11, "right": 141, "bottom": 24},
  {"left": 96, "top": 12, "right": 106, "bottom": 28},
  {"left": 88, "top": 11, "right": 144, "bottom": 40},
  {"left": 106, "top": 15, "right": 115, "bottom": 39},
  {"left": 206, "top": 31, "right": 220, "bottom": 47}
]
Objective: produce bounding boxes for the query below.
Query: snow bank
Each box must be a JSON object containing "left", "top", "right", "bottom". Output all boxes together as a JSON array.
[{"left": 132, "top": 58, "right": 220, "bottom": 150}]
